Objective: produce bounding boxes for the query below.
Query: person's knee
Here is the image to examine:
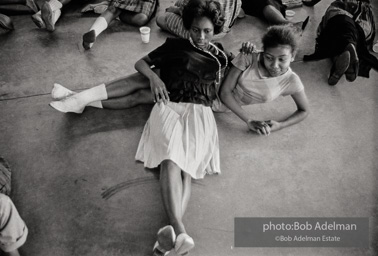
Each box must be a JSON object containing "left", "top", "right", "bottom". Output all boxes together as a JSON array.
[
  {"left": 161, "top": 160, "right": 180, "bottom": 172},
  {"left": 181, "top": 171, "right": 192, "bottom": 182},
  {"left": 131, "top": 13, "right": 149, "bottom": 26},
  {"left": 156, "top": 14, "right": 168, "bottom": 30},
  {"left": 107, "top": 5, "right": 119, "bottom": 15},
  {"left": 133, "top": 89, "right": 153, "bottom": 105}
]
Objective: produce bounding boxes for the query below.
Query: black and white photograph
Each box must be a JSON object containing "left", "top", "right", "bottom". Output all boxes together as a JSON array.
[{"left": 0, "top": 0, "right": 377, "bottom": 255}]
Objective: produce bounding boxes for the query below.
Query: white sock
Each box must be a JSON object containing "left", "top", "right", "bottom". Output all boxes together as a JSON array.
[
  {"left": 52, "top": 83, "right": 103, "bottom": 108},
  {"left": 49, "top": 0, "right": 63, "bottom": 11},
  {"left": 88, "top": 100, "right": 103, "bottom": 108},
  {"left": 50, "top": 84, "right": 107, "bottom": 113},
  {"left": 90, "top": 16, "right": 108, "bottom": 37},
  {"left": 53, "top": 9, "right": 61, "bottom": 23},
  {"left": 77, "top": 83, "right": 108, "bottom": 106}
]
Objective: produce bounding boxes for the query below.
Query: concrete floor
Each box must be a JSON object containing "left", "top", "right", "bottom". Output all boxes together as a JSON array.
[{"left": 1, "top": 0, "right": 378, "bottom": 255}]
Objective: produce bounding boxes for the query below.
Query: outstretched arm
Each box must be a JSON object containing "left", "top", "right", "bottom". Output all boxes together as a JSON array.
[
  {"left": 135, "top": 56, "right": 170, "bottom": 104},
  {"left": 267, "top": 90, "right": 310, "bottom": 131},
  {"left": 220, "top": 66, "right": 271, "bottom": 135}
]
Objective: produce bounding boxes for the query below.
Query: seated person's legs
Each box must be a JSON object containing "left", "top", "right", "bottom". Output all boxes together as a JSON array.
[
  {"left": 155, "top": 11, "right": 168, "bottom": 30},
  {"left": 0, "top": 13, "right": 14, "bottom": 30},
  {"left": 315, "top": 15, "right": 360, "bottom": 85},
  {"left": 262, "top": 4, "right": 287, "bottom": 25},
  {"left": 82, "top": 5, "right": 121, "bottom": 50},
  {"left": 119, "top": 10, "right": 148, "bottom": 27},
  {"left": 31, "top": 0, "right": 63, "bottom": 31},
  {"left": 83, "top": 0, "right": 157, "bottom": 50},
  {"left": 49, "top": 70, "right": 158, "bottom": 113}
]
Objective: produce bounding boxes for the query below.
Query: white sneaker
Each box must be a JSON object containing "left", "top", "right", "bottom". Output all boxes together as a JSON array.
[
  {"left": 51, "top": 83, "right": 76, "bottom": 100},
  {"left": 42, "top": 0, "right": 62, "bottom": 31}
]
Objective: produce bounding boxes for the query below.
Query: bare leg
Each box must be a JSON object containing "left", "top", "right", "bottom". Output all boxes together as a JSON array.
[
  {"left": 159, "top": 161, "right": 195, "bottom": 255},
  {"left": 102, "top": 89, "right": 153, "bottom": 109},
  {"left": 49, "top": 71, "right": 157, "bottom": 113},
  {"left": 82, "top": 6, "right": 121, "bottom": 49},
  {"left": 104, "top": 72, "right": 151, "bottom": 98},
  {"left": 160, "top": 160, "right": 187, "bottom": 235},
  {"left": 263, "top": 5, "right": 309, "bottom": 33},
  {"left": 262, "top": 5, "right": 289, "bottom": 25},
  {"left": 119, "top": 10, "right": 149, "bottom": 26},
  {"left": 100, "top": 5, "right": 121, "bottom": 24},
  {"left": 156, "top": 13, "right": 168, "bottom": 30},
  {"left": 4, "top": 249, "right": 20, "bottom": 256},
  {"left": 181, "top": 171, "right": 192, "bottom": 215}
]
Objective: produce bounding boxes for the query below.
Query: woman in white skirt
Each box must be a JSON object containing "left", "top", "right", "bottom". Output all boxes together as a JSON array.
[{"left": 49, "top": 0, "right": 228, "bottom": 255}]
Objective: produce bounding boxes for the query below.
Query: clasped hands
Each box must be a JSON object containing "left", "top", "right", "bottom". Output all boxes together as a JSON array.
[{"left": 247, "top": 119, "right": 281, "bottom": 136}]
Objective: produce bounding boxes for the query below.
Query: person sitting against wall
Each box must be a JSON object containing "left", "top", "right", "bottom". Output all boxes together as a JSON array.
[{"left": 216, "top": 24, "right": 310, "bottom": 135}]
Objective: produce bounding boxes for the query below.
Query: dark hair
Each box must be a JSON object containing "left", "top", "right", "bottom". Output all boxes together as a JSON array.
[
  {"left": 182, "top": 0, "right": 225, "bottom": 35},
  {"left": 262, "top": 25, "right": 299, "bottom": 53}
]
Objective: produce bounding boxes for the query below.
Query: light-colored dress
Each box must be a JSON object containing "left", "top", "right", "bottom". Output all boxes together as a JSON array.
[{"left": 135, "top": 38, "right": 227, "bottom": 179}]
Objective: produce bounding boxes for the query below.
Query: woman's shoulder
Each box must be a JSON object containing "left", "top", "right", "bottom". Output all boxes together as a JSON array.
[
  {"left": 285, "top": 68, "right": 305, "bottom": 91},
  {"left": 162, "top": 37, "right": 190, "bottom": 48},
  {"left": 287, "top": 68, "right": 302, "bottom": 82}
]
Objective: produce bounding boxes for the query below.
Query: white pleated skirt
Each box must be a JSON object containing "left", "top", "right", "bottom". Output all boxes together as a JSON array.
[{"left": 135, "top": 102, "right": 220, "bottom": 179}]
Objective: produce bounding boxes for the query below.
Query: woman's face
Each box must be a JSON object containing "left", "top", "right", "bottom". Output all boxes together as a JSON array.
[
  {"left": 262, "top": 45, "right": 295, "bottom": 77},
  {"left": 189, "top": 16, "right": 214, "bottom": 50}
]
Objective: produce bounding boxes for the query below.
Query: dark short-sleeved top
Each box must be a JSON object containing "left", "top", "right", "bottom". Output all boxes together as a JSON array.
[{"left": 148, "top": 38, "right": 228, "bottom": 106}]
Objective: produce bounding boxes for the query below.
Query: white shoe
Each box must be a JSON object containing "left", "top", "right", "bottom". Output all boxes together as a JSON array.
[
  {"left": 31, "top": 12, "right": 46, "bottom": 29},
  {"left": 152, "top": 241, "right": 169, "bottom": 256},
  {"left": 174, "top": 233, "right": 194, "bottom": 255},
  {"left": 51, "top": 83, "right": 76, "bottom": 100},
  {"left": 49, "top": 95, "right": 85, "bottom": 114},
  {"left": 153, "top": 225, "right": 176, "bottom": 256},
  {"left": 41, "top": 0, "right": 62, "bottom": 31}
]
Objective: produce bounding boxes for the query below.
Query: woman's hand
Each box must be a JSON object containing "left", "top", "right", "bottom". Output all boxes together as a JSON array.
[
  {"left": 247, "top": 119, "right": 271, "bottom": 136},
  {"left": 150, "top": 75, "right": 170, "bottom": 104},
  {"left": 240, "top": 42, "right": 256, "bottom": 55},
  {"left": 265, "top": 120, "right": 281, "bottom": 132}
]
